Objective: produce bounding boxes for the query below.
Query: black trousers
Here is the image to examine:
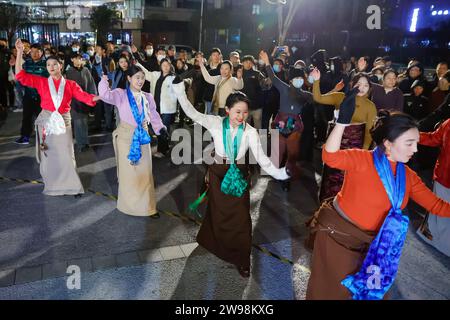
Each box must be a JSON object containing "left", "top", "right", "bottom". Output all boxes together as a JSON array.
[{"left": 21, "top": 95, "right": 41, "bottom": 137}]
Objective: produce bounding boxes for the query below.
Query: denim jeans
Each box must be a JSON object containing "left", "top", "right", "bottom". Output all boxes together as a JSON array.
[{"left": 71, "top": 109, "right": 89, "bottom": 148}]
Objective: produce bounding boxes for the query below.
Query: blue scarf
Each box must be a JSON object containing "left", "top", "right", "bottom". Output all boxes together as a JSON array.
[
  {"left": 341, "top": 147, "right": 408, "bottom": 300},
  {"left": 220, "top": 117, "right": 248, "bottom": 197},
  {"left": 126, "top": 88, "right": 151, "bottom": 165}
]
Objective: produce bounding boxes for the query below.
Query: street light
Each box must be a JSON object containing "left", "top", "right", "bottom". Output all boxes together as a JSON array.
[{"left": 198, "top": 0, "right": 204, "bottom": 51}]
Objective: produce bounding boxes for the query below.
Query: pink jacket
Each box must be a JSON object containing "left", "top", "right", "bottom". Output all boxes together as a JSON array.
[{"left": 98, "top": 77, "right": 165, "bottom": 134}]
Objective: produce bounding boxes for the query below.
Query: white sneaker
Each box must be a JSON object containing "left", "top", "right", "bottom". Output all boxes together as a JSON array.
[{"left": 13, "top": 108, "right": 23, "bottom": 113}]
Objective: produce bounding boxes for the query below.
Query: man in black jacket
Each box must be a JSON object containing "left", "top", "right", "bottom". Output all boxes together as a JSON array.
[
  {"left": 67, "top": 53, "right": 98, "bottom": 151},
  {"left": 241, "top": 55, "right": 269, "bottom": 129}
]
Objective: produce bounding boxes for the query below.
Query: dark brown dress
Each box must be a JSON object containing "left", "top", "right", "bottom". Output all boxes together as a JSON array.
[
  {"left": 196, "top": 157, "right": 252, "bottom": 269},
  {"left": 305, "top": 199, "right": 383, "bottom": 300}
]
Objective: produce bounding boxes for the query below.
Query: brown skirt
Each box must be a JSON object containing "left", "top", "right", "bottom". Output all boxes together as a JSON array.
[
  {"left": 196, "top": 159, "right": 251, "bottom": 268},
  {"left": 305, "top": 199, "right": 380, "bottom": 300},
  {"left": 112, "top": 122, "right": 157, "bottom": 217},
  {"left": 35, "top": 110, "right": 84, "bottom": 196}
]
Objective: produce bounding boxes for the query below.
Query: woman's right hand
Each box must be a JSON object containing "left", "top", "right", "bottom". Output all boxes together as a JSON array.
[
  {"left": 15, "top": 39, "right": 24, "bottom": 52},
  {"left": 259, "top": 50, "right": 270, "bottom": 66},
  {"left": 310, "top": 67, "right": 321, "bottom": 81},
  {"left": 196, "top": 55, "right": 204, "bottom": 66},
  {"left": 101, "top": 75, "right": 108, "bottom": 82}
]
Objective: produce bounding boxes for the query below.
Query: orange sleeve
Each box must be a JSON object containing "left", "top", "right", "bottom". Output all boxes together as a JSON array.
[
  {"left": 322, "top": 148, "right": 370, "bottom": 171},
  {"left": 408, "top": 168, "right": 450, "bottom": 217},
  {"left": 419, "top": 119, "right": 449, "bottom": 147}
]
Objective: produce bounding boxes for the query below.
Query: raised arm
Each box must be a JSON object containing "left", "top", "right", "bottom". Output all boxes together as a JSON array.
[
  {"left": 324, "top": 86, "right": 359, "bottom": 154},
  {"left": 14, "top": 39, "right": 41, "bottom": 89},
  {"left": 260, "top": 50, "right": 289, "bottom": 91},
  {"left": 248, "top": 129, "right": 289, "bottom": 180},
  {"left": 98, "top": 75, "right": 123, "bottom": 106},
  {"left": 171, "top": 79, "right": 217, "bottom": 131},
  {"left": 198, "top": 58, "right": 220, "bottom": 85},
  {"left": 310, "top": 68, "right": 344, "bottom": 108}
]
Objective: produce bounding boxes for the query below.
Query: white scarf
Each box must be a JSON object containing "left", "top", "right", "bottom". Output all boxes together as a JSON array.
[
  {"left": 46, "top": 76, "right": 67, "bottom": 135},
  {"left": 132, "top": 91, "right": 150, "bottom": 124}
]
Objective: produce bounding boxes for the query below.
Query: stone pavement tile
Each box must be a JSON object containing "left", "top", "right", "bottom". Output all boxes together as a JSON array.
[
  {"left": 67, "top": 258, "right": 93, "bottom": 273},
  {"left": 92, "top": 255, "right": 117, "bottom": 271},
  {"left": 159, "top": 245, "right": 185, "bottom": 261},
  {"left": 0, "top": 269, "right": 16, "bottom": 287},
  {"left": 42, "top": 261, "right": 68, "bottom": 280},
  {"left": 15, "top": 265, "right": 42, "bottom": 285},
  {"left": 179, "top": 243, "right": 198, "bottom": 257},
  {"left": 138, "top": 249, "right": 164, "bottom": 263},
  {"left": 115, "top": 252, "right": 141, "bottom": 268}
]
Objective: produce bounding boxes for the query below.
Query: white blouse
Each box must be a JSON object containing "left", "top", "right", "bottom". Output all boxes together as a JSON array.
[{"left": 173, "top": 83, "right": 289, "bottom": 180}]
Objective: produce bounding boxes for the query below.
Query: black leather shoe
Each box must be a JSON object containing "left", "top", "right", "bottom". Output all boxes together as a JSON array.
[
  {"left": 74, "top": 193, "right": 83, "bottom": 198},
  {"left": 281, "top": 180, "right": 290, "bottom": 192},
  {"left": 150, "top": 212, "right": 160, "bottom": 219}
]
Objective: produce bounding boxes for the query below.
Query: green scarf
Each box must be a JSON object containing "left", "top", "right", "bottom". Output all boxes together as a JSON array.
[
  {"left": 187, "top": 117, "right": 248, "bottom": 218},
  {"left": 220, "top": 117, "right": 248, "bottom": 197}
]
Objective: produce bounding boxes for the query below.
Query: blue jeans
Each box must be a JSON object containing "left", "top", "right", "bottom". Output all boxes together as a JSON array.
[
  {"left": 158, "top": 113, "right": 175, "bottom": 154},
  {"left": 204, "top": 100, "right": 213, "bottom": 115},
  {"left": 71, "top": 109, "right": 89, "bottom": 148}
]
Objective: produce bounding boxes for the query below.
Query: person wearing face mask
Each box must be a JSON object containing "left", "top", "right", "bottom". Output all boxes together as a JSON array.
[
  {"left": 371, "top": 69, "right": 404, "bottom": 112},
  {"left": 98, "top": 66, "right": 167, "bottom": 218},
  {"left": 398, "top": 62, "right": 426, "bottom": 94},
  {"left": 240, "top": 55, "right": 269, "bottom": 129},
  {"left": 262, "top": 58, "right": 288, "bottom": 131},
  {"left": 202, "top": 48, "right": 223, "bottom": 114},
  {"left": 131, "top": 44, "right": 160, "bottom": 72},
  {"left": 260, "top": 51, "right": 314, "bottom": 191}
]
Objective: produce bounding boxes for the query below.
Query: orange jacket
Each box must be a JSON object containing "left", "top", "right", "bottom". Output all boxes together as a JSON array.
[{"left": 323, "top": 148, "right": 450, "bottom": 231}]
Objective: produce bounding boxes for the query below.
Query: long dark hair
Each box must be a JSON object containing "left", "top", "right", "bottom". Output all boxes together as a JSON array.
[
  {"left": 370, "top": 110, "right": 419, "bottom": 151},
  {"left": 159, "top": 58, "right": 175, "bottom": 74}
]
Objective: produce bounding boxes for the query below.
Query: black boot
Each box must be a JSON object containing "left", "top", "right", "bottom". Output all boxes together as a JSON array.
[{"left": 281, "top": 180, "right": 290, "bottom": 192}]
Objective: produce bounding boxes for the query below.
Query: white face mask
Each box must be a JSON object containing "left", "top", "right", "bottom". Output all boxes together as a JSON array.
[
  {"left": 157, "top": 54, "right": 166, "bottom": 62},
  {"left": 258, "top": 59, "right": 265, "bottom": 66},
  {"left": 376, "top": 74, "right": 383, "bottom": 81},
  {"left": 146, "top": 49, "right": 153, "bottom": 56},
  {"left": 87, "top": 50, "right": 94, "bottom": 57},
  {"left": 72, "top": 47, "right": 79, "bottom": 53},
  {"left": 45, "top": 54, "right": 51, "bottom": 59}
]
